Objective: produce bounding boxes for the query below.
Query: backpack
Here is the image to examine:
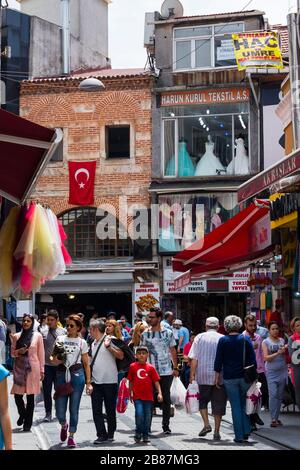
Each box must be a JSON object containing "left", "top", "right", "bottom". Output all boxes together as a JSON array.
[{"left": 111, "top": 338, "right": 135, "bottom": 372}]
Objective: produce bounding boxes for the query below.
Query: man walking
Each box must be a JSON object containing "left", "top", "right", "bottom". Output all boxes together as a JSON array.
[
  {"left": 161, "top": 311, "right": 174, "bottom": 331},
  {"left": 140, "top": 308, "right": 179, "bottom": 434},
  {"left": 189, "top": 317, "right": 226, "bottom": 441},
  {"left": 89, "top": 319, "right": 124, "bottom": 444},
  {"left": 41, "top": 309, "right": 66, "bottom": 422}
]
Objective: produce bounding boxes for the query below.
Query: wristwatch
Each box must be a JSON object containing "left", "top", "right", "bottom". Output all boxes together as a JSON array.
[{"left": 173, "top": 367, "right": 179, "bottom": 371}]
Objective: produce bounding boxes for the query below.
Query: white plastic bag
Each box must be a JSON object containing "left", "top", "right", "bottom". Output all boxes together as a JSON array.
[
  {"left": 246, "top": 381, "right": 262, "bottom": 415},
  {"left": 170, "top": 377, "right": 186, "bottom": 407},
  {"left": 185, "top": 381, "right": 200, "bottom": 414}
]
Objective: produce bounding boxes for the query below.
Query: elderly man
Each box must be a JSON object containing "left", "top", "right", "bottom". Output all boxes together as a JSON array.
[{"left": 189, "top": 317, "right": 226, "bottom": 441}]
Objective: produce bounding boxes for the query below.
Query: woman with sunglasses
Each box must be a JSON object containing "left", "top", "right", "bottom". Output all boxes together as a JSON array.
[
  {"left": 11, "top": 313, "right": 45, "bottom": 432},
  {"left": 51, "top": 314, "right": 92, "bottom": 448}
]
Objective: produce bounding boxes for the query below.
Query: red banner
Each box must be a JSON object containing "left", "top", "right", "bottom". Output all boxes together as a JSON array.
[{"left": 68, "top": 161, "right": 96, "bottom": 205}]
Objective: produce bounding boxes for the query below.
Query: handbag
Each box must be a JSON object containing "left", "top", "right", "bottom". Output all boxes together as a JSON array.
[
  {"left": 54, "top": 381, "right": 74, "bottom": 400},
  {"left": 243, "top": 337, "right": 258, "bottom": 384}
]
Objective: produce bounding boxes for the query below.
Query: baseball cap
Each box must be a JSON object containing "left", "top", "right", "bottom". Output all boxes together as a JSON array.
[
  {"left": 205, "top": 317, "right": 219, "bottom": 328},
  {"left": 173, "top": 319, "right": 182, "bottom": 326}
]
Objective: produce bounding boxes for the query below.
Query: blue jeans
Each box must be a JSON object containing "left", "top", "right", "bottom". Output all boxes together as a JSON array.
[
  {"left": 55, "top": 368, "right": 85, "bottom": 434},
  {"left": 134, "top": 400, "right": 153, "bottom": 439},
  {"left": 223, "top": 378, "right": 251, "bottom": 441}
]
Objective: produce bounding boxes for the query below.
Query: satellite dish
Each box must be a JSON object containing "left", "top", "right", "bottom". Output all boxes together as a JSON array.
[{"left": 161, "top": 0, "right": 184, "bottom": 19}]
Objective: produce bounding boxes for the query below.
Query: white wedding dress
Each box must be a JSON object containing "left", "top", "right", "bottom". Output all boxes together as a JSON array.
[
  {"left": 195, "top": 139, "right": 225, "bottom": 176},
  {"left": 227, "top": 138, "right": 249, "bottom": 175}
]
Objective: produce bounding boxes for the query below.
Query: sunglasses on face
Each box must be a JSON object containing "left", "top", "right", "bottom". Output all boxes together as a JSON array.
[{"left": 66, "top": 324, "right": 76, "bottom": 329}]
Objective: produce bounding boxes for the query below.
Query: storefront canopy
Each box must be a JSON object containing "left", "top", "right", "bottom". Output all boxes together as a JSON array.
[
  {"left": 237, "top": 148, "right": 300, "bottom": 203},
  {"left": 172, "top": 200, "right": 273, "bottom": 279},
  {"left": 0, "top": 109, "right": 63, "bottom": 204}
]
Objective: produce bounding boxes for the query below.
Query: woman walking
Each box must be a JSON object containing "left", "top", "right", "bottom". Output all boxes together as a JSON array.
[
  {"left": 214, "top": 315, "right": 256, "bottom": 443},
  {"left": 51, "top": 314, "right": 92, "bottom": 448},
  {"left": 288, "top": 317, "right": 300, "bottom": 411},
  {"left": 11, "top": 313, "right": 45, "bottom": 432},
  {"left": 262, "top": 321, "right": 288, "bottom": 427},
  {"left": 0, "top": 364, "right": 12, "bottom": 450}
]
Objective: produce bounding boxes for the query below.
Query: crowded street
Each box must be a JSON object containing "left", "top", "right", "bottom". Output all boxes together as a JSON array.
[
  {"left": 8, "top": 375, "right": 291, "bottom": 451},
  {"left": 1, "top": 0, "right": 300, "bottom": 457}
]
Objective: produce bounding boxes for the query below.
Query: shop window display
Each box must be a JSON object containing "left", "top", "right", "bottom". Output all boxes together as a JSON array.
[
  {"left": 158, "top": 193, "right": 239, "bottom": 254},
  {"left": 162, "top": 103, "right": 249, "bottom": 177}
]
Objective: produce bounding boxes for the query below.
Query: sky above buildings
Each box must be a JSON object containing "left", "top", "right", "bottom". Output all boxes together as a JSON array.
[{"left": 7, "top": 0, "right": 292, "bottom": 68}]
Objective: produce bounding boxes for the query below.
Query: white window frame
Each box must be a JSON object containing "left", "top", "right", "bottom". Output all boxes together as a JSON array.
[{"left": 173, "top": 22, "right": 245, "bottom": 72}]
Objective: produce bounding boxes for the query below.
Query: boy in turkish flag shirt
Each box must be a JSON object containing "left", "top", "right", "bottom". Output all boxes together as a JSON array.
[{"left": 128, "top": 346, "right": 162, "bottom": 444}]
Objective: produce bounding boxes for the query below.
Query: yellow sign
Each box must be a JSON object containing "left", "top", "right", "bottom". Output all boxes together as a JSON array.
[
  {"left": 232, "top": 31, "right": 283, "bottom": 71},
  {"left": 281, "top": 229, "right": 297, "bottom": 277}
]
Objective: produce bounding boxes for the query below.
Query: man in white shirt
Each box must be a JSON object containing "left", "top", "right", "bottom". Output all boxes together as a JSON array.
[
  {"left": 189, "top": 317, "right": 226, "bottom": 441},
  {"left": 89, "top": 319, "right": 124, "bottom": 445}
]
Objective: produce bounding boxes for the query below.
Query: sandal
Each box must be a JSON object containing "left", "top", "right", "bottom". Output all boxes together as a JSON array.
[
  {"left": 276, "top": 420, "right": 283, "bottom": 426},
  {"left": 270, "top": 421, "right": 278, "bottom": 427}
]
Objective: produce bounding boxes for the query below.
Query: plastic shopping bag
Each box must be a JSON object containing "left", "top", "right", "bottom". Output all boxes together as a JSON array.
[
  {"left": 35, "top": 383, "right": 44, "bottom": 405},
  {"left": 116, "top": 377, "right": 130, "bottom": 413},
  {"left": 170, "top": 376, "right": 186, "bottom": 407},
  {"left": 246, "top": 381, "right": 262, "bottom": 415},
  {"left": 185, "top": 381, "right": 200, "bottom": 414}
]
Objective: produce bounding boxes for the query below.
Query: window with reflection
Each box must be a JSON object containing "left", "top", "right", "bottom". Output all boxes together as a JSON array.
[{"left": 59, "top": 207, "right": 133, "bottom": 260}]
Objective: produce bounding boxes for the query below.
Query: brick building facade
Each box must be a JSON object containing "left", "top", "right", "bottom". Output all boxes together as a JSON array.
[{"left": 19, "top": 69, "right": 157, "bottom": 320}]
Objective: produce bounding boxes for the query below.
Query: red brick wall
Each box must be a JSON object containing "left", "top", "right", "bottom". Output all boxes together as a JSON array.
[{"left": 20, "top": 77, "right": 154, "bottom": 219}]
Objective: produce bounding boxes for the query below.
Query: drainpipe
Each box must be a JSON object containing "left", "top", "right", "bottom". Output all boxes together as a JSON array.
[
  {"left": 61, "top": 0, "right": 70, "bottom": 75},
  {"left": 288, "top": 12, "right": 300, "bottom": 150},
  {"left": 247, "top": 71, "right": 261, "bottom": 173}
]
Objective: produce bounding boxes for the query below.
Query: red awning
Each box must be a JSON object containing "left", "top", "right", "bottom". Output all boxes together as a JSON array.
[
  {"left": 237, "top": 149, "right": 300, "bottom": 203},
  {"left": 0, "top": 109, "right": 63, "bottom": 204},
  {"left": 172, "top": 200, "right": 273, "bottom": 278}
]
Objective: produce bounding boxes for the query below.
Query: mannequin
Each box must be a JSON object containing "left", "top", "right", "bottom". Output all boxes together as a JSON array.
[
  {"left": 210, "top": 205, "right": 222, "bottom": 232},
  {"left": 181, "top": 212, "right": 195, "bottom": 249},
  {"left": 227, "top": 137, "right": 249, "bottom": 175},
  {"left": 195, "top": 135, "right": 225, "bottom": 176},
  {"left": 165, "top": 140, "right": 195, "bottom": 177}
]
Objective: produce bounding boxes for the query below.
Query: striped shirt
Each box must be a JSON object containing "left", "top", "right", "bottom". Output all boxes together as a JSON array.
[{"left": 189, "top": 330, "right": 223, "bottom": 385}]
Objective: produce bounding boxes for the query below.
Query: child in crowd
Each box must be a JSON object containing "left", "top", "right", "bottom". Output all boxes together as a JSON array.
[{"left": 127, "top": 346, "right": 162, "bottom": 444}]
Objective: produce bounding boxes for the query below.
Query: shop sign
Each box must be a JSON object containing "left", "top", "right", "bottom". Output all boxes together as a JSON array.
[
  {"left": 238, "top": 150, "right": 300, "bottom": 203},
  {"left": 281, "top": 229, "right": 297, "bottom": 277},
  {"left": 161, "top": 88, "right": 250, "bottom": 107},
  {"left": 232, "top": 31, "right": 283, "bottom": 71},
  {"left": 217, "top": 39, "right": 235, "bottom": 61},
  {"left": 164, "top": 258, "right": 249, "bottom": 293},
  {"left": 134, "top": 283, "right": 160, "bottom": 315}
]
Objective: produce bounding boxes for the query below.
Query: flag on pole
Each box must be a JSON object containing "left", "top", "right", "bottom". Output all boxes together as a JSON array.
[{"left": 68, "top": 161, "right": 96, "bottom": 205}]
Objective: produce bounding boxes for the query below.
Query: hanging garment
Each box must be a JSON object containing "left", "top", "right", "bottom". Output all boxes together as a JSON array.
[
  {"left": 266, "top": 292, "right": 273, "bottom": 310},
  {"left": 166, "top": 141, "right": 195, "bottom": 177},
  {"left": 182, "top": 214, "right": 195, "bottom": 249},
  {"left": 210, "top": 213, "right": 222, "bottom": 232},
  {"left": 0, "top": 206, "right": 21, "bottom": 298},
  {"left": 227, "top": 138, "right": 249, "bottom": 175},
  {"left": 260, "top": 292, "right": 266, "bottom": 310},
  {"left": 195, "top": 139, "right": 225, "bottom": 176},
  {"left": 159, "top": 225, "right": 178, "bottom": 252}
]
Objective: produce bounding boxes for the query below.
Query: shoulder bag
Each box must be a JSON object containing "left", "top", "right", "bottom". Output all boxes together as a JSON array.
[{"left": 243, "top": 337, "right": 258, "bottom": 384}]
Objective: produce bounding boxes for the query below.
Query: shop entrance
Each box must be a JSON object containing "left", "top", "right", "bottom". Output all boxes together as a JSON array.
[
  {"left": 35, "top": 292, "right": 133, "bottom": 324},
  {"left": 162, "top": 293, "right": 247, "bottom": 334}
]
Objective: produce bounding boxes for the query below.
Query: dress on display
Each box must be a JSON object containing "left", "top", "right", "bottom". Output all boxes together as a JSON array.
[
  {"left": 227, "top": 138, "right": 249, "bottom": 175},
  {"left": 165, "top": 141, "right": 195, "bottom": 177},
  {"left": 210, "top": 212, "right": 222, "bottom": 232},
  {"left": 181, "top": 214, "right": 195, "bottom": 249},
  {"left": 195, "top": 138, "right": 225, "bottom": 176},
  {"left": 159, "top": 225, "right": 178, "bottom": 252}
]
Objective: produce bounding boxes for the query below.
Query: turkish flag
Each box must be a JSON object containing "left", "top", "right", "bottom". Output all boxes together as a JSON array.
[{"left": 68, "top": 161, "right": 96, "bottom": 205}]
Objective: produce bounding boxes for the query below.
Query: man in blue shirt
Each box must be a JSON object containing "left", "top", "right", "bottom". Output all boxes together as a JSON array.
[{"left": 176, "top": 320, "right": 190, "bottom": 353}]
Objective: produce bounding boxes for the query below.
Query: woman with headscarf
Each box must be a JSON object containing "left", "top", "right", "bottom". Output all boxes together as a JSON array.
[
  {"left": 214, "top": 315, "right": 256, "bottom": 443},
  {"left": 11, "top": 313, "right": 45, "bottom": 432}
]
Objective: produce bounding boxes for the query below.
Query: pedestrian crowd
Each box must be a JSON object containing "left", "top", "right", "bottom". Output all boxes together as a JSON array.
[{"left": 0, "top": 308, "right": 299, "bottom": 450}]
